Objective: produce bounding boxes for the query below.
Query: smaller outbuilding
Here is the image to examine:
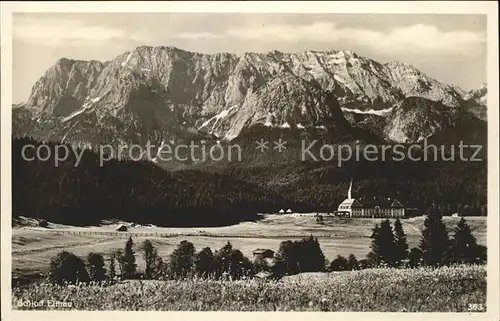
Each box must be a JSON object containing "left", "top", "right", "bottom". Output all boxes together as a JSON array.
[
  {"left": 38, "top": 219, "right": 49, "bottom": 228},
  {"left": 116, "top": 224, "right": 128, "bottom": 232},
  {"left": 252, "top": 248, "right": 275, "bottom": 259},
  {"left": 286, "top": 209, "right": 292, "bottom": 214},
  {"left": 278, "top": 209, "right": 285, "bottom": 214}
]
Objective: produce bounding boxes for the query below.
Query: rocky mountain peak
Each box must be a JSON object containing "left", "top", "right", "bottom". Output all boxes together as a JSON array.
[{"left": 13, "top": 45, "right": 486, "bottom": 147}]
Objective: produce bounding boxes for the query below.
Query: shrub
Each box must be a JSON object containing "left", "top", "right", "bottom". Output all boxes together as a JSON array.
[
  {"left": 330, "top": 255, "right": 348, "bottom": 271},
  {"left": 194, "top": 247, "right": 216, "bottom": 278},
  {"left": 358, "top": 259, "right": 372, "bottom": 270},
  {"left": 346, "top": 254, "right": 360, "bottom": 270},
  {"left": 274, "top": 236, "right": 326, "bottom": 276},
  {"left": 474, "top": 244, "right": 487, "bottom": 264},
  {"left": 408, "top": 247, "right": 423, "bottom": 268},
  {"left": 214, "top": 242, "right": 253, "bottom": 280},
  {"left": 49, "top": 251, "right": 89, "bottom": 284},
  {"left": 253, "top": 256, "right": 270, "bottom": 273}
]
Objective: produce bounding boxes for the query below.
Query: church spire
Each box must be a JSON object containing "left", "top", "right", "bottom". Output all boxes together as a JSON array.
[{"left": 348, "top": 179, "right": 353, "bottom": 200}]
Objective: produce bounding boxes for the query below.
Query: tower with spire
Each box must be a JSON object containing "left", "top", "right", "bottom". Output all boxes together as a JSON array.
[
  {"left": 335, "top": 178, "right": 406, "bottom": 218},
  {"left": 336, "top": 179, "right": 362, "bottom": 217}
]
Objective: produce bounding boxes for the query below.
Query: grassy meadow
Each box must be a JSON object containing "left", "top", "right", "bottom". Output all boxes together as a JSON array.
[
  {"left": 12, "top": 214, "right": 487, "bottom": 279},
  {"left": 12, "top": 265, "right": 486, "bottom": 311}
]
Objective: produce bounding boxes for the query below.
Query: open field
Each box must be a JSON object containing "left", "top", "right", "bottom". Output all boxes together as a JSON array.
[
  {"left": 12, "top": 214, "right": 487, "bottom": 278},
  {"left": 12, "top": 265, "right": 486, "bottom": 311}
]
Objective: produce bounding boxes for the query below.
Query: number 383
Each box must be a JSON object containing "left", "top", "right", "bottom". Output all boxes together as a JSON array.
[{"left": 468, "top": 303, "right": 485, "bottom": 311}]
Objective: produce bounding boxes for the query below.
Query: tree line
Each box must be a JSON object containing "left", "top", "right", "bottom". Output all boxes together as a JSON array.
[
  {"left": 13, "top": 136, "right": 487, "bottom": 228},
  {"left": 226, "top": 155, "right": 487, "bottom": 216},
  {"left": 12, "top": 137, "right": 287, "bottom": 226},
  {"left": 44, "top": 213, "right": 485, "bottom": 285}
]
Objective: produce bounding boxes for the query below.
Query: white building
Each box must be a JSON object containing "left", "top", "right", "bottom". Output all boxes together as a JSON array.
[{"left": 336, "top": 180, "right": 406, "bottom": 218}]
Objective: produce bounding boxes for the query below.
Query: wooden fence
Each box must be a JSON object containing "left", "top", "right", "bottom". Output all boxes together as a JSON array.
[{"left": 52, "top": 230, "right": 338, "bottom": 239}]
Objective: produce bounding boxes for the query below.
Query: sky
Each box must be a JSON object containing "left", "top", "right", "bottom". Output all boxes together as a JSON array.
[{"left": 12, "top": 13, "right": 487, "bottom": 103}]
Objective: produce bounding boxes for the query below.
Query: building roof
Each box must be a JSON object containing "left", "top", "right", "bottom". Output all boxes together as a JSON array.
[
  {"left": 253, "top": 248, "right": 275, "bottom": 255},
  {"left": 338, "top": 198, "right": 363, "bottom": 208},
  {"left": 357, "top": 197, "right": 404, "bottom": 208},
  {"left": 338, "top": 197, "right": 405, "bottom": 209}
]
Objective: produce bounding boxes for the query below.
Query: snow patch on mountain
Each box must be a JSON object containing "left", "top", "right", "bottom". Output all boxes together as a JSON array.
[
  {"left": 61, "top": 104, "right": 92, "bottom": 122},
  {"left": 121, "top": 52, "right": 133, "bottom": 67},
  {"left": 342, "top": 107, "right": 394, "bottom": 117},
  {"left": 199, "top": 105, "right": 239, "bottom": 133},
  {"left": 263, "top": 120, "right": 273, "bottom": 127}
]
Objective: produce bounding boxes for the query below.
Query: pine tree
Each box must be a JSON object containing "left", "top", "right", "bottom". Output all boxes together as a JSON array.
[
  {"left": 122, "top": 237, "right": 137, "bottom": 279},
  {"left": 170, "top": 240, "right": 196, "bottom": 279},
  {"left": 393, "top": 219, "right": 409, "bottom": 266},
  {"left": 419, "top": 206, "right": 450, "bottom": 266},
  {"left": 114, "top": 249, "right": 124, "bottom": 277},
  {"left": 451, "top": 218, "right": 479, "bottom": 264},
  {"left": 368, "top": 220, "right": 396, "bottom": 266},
  {"left": 109, "top": 255, "right": 116, "bottom": 280},
  {"left": 367, "top": 224, "right": 381, "bottom": 266},
  {"left": 142, "top": 239, "right": 160, "bottom": 279}
]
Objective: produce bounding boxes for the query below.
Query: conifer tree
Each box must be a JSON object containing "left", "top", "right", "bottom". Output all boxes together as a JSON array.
[
  {"left": 419, "top": 206, "right": 450, "bottom": 266},
  {"left": 367, "top": 224, "right": 381, "bottom": 266},
  {"left": 122, "top": 237, "right": 137, "bottom": 279},
  {"left": 368, "top": 220, "right": 396, "bottom": 266},
  {"left": 393, "top": 218, "right": 409, "bottom": 266},
  {"left": 170, "top": 240, "right": 196, "bottom": 279},
  {"left": 109, "top": 255, "right": 116, "bottom": 280},
  {"left": 142, "top": 239, "right": 160, "bottom": 279},
  {"left": 114, "top": 249, "right": 124, "bottom": 277},
  {"left": 451, "top": 218, "right": 479, "bottom": 264}
]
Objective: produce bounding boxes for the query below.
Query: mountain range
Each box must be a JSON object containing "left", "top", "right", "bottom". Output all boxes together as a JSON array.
[
  {"left": 11, "top": 46, "right": 488, "bottom": 219},
  {"left": 13, "top": 45, "right": 487, "bottom": 157}
]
